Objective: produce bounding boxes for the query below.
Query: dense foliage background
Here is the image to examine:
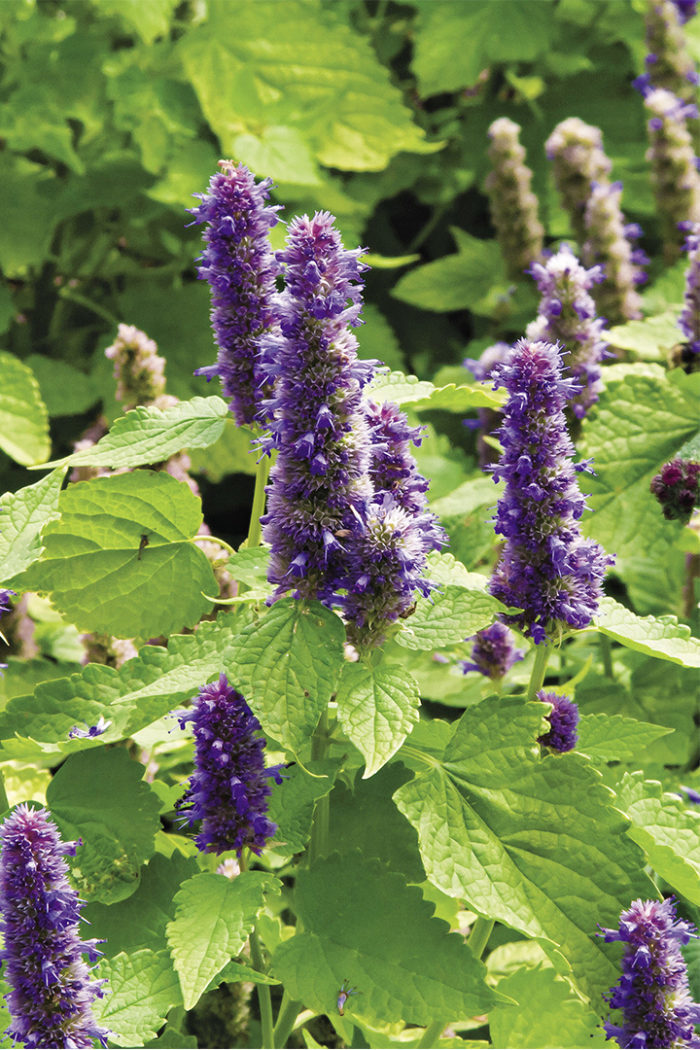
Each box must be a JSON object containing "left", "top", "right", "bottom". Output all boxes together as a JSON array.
[{"left": 1, "top": 1, "right": 700, "bottom": 1048}]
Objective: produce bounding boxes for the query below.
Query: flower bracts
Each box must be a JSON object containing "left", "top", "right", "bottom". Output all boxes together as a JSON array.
[
  {"left": 489, "top": 338, "right": 613, "bottom": 644},
  {"left": 601, "top": 897, "right": 700, "bottom": 1048},
  {"left": 650, "top": 459, "right": 700, "bottom": 520},
  {"left": 177, "top": 675, "right": 284, "bottom": 856},
  {"left": 191, "top": 161, "right": 281, "bottom": 426},
  {"left": 0, "top": 804, "right": 109, "bottom": 1050}
]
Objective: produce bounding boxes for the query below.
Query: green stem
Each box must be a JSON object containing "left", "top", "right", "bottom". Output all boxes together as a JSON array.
[
  {"left": 192, "top": 534, "right": 236, "bottom": 555},
  {"left": 247, "top": 453, "right": 271, "bottom": 549},
  {"left": 309, "top": 708, "right": 330, "bottom": 864},
  {"left": 527, "top": 643, "right": 550, "bottom": 699},
  {"left": 273, "top": 992, "right": 303, "bottom": 1049},
  {"left": 240, "top": 851, "right": 275, "bottom": 1049},
  {"left": 468, "top": 916, "right": 495, "bottom": 960},
  {"left": 417, "top": 1020, "right": 445, "bottom": 1048},
  {"left": 600, "top": 633, "right": 614, "bottom": 679}
]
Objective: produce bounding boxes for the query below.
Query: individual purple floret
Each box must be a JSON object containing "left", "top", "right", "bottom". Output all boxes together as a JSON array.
[
  {"left": 176, "top": 674, "right": 284, "bottom": 857},
  {"left": 485, "top": 116, "right": 544, "bottom": 280},
  {"left": 645, "top": 88, "right": 700, "bottom": 258},
  {"left": 536, "top": 690, "right": 579, "bottom": 751},
  {"left": 191, "top": 161, "right": 282, "bottom": 426},
  {"left": 526, "top": 245, "right": 610, "bottom": 419},
  {"left": 259, "top": 211, "right": 375, "bottom": 601},
  {"left": 641, "top": 1, "right": 700, "bottom": 103},
  {"left": 461, "top": 622, "right": 524, "bottom": 680},
  {"left": 488, "top": 339, "right": 614, "bottom": 644},
  {"left": 679, "top": 223, "right": 700, "bottom": 354},
  {"left": 681, "top": 785, "right": 700, "bottom": 803},
  {"left": 600, "top": 897, "right": 700, "bottom": 1048},
  {"left": 0, "top": 804, "right": 109, "bottom": 1050},
  {"left": 583, "top": 181, "right": 647, "bottom": 322},
  {"left": 650, "top": 459, "right": 700, "bottom": 521},
  {"left": 546, "top": 118, "right": 612, "bottom": 245},
  {"left": 68, "top": 716, "right": 113, "bottom": 740},
  {"left": 104, "top": 324, "right": 167, "bottom": 409}
]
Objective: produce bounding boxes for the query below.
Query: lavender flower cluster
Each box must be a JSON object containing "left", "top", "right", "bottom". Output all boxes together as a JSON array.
[
  {"left": 526, "top": 245, "right": 610, "bottom": 419},
  {"left": 176, "top": 674, "right": 284, "bottom": 857},
  {"left": 637, "top": 0, "right": 700, "bottom": 103},
  {"left": 0, "top": 805, "right": 109, "bottom": 1049},
  {"left": 601, "top": 897, "right": 700, "bottom": 1048},
  {"left": 489, "top": 338, "right": 613, "bottom": 643},
  {"left": 462, "top": 622, "right": 524, "bottom": 680},
  {"left": 104, "top": 323, "right": 166, "bottom": 409},
  {"left": 485, "top": 116, "right": 544, "bottom": 280}
]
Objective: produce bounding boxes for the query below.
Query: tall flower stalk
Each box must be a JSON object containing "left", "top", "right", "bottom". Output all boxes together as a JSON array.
[
  {"left": 485, "top": 116, "right": 544, "bottom": 280},
  {"left": 639, "top": 0, "right": 700, "bottom": 104},
  {"left": 488, "top": 338, "right": 613, "bottom": 645},
  {"left": 645, "top": 88, "right": 700, "bottom": 258},
  {"left": 0, "top": 804, "right": 109, "bottom": 1049}
]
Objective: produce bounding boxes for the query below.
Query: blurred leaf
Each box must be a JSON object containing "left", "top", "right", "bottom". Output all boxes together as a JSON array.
[
  {"left": 0, "top": 351, "right": 50, "bottom": 465},
  {"left": 0, "top": 470, "right": 64, "bottom": 585},
  {"left": 267, "top": 759, "right": 340, "bottom": 857},
  {"left": 606, "top": 312, "right": 680, "bottom": 359},
  {"left": 25, "top": 355, "right": 99, "bottom": 418},
  {"left": 88, "top": 0, "right": 178, "bottom": 44},
  {"left": 392, "top": 230, "right": 508, "bottom": 315}
]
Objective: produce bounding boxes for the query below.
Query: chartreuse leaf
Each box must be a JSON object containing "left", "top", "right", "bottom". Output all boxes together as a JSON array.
[
  {"left": 144, "top": 1029, "right": 196, "bottom": 1049},
  {"left": 37, "top": 396, "right": 229, "bottom": 470},
  {"left": 606, "top": 312, "right": 681, "bottom": 359},
  {"left": 0, "top": 351, "right": 50, "bottom": 465},
  {"left": 412, "top": 0, "right": 554, "bottom": 95},
  {"left": 20, "top": 471, "right": 216, "bottom": 638},
  {"left": 580, "top": 366, "right": 700, "bottom": 560},
  {"left": 617, "top": 772, "right": 700, "bottom": 905},
  {"left": 577, "top": 713, "right": 674, "bottom": 762},
  {"left": 93, "top": 949, "right": 182, "bottom": 1048},
  {"left": 396, "top": 556, "right": 503, "bottom": 651},
  {"left": 267, "top": 760, "right": 340, "bottom": 857},
  {"left": 166, "top": 870, "right": 280, "bottom": 1010},
  {"left": 335, "top": 661, "right": 420, "bottom": 778},
  {"left": 595, "top": 596, "right": 700, "bottom": 668},
  {"left": 177, "top": 0, "right": 431, "bottom": 176},
  {"left": 489, "top": 965, "right": 608, "bottom": 1049},
  {"left": 0, "top": 618, "right": 240, "bottom": 759},
  {"left": 368, "top": 369, "right": 504, "bottom": 411},
  {"left": 0, "top": 469, "right": 63, "bottom": 584},
  {"left": 392, "top": 230, "right": 509, "bottom": 316},
  {"left": 88, "top": 0, "right": 178, "bottom": 43},
  {"left": 83, "top": 853, "right": 199, "bottom": 958},
  {"left": 272, "top": 853, "right": 499, "bottom": 1026},
  {"left": 231, "top": 599, "right": 346, "bottom": 756},
  {"left": 47, "top": 749, "right": 162, "bottom": 904},
  {"left": 394, "top": 698, "right": 652, "bottom": 1005}
]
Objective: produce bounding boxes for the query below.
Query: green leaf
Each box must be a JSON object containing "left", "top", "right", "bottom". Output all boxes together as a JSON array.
[
  {"left": 489, "top": 965, "right": 607, "bottom": 1049},
  {"left": 413, "top": 0, "right": 554, "bottom": 96},
  {"left": 83, "top": 852, "right": 200, "bottom": 957},
  {"left": 166, "top": 870, "right": 279, "bottom": 1010},
  {"left": 144, "top": 1028, "right": 197, "bottom": 1049},
  {"left": 226, "top": 546, "right": 272, "bottom": 590},
  {"left": 580, "top": 366, "right": 700, "bottom": 560},
  {"left": 392, "top": 230, "right": 508, "bottom": 315},
  {"left": 188, "top": 419, "right": 258, "bottom": 481},
  {"left": 21, "top": 471, "right": 216, "bottom": 638},
  {"left": 335, "top": 661, "right": 420, "bottom": 778},
  {"left": 0, "top": 470, "right": 64, "bottom": 585},
  {"left": 0, "top": 618, "right": 241, "bottom": 760},
  {"left": 396, "top": 560, "right": 503, "bottom": 651},
  {"left": 93, "top": 949, "right": 182, "bottom": 1049},
  {"left": 606, "top": 312, "right": 681, "bottom": 359},
  {"left": 267, "top": 760, "right": 340, "bottom": 857},
  {"left": 88, "top": 0, "right": 178, "bottom": 44},
  {"left": 617, "top": 772, "right": 700, "bottom": 905},
  {"left": 37, "top": 396, "right": 229, "bottom": 470},
  {"left": 430, "top": 476, "right": 502, "bottom": 518},
  {"left": 231, "top": 599, "right": 346, "bottom": 756},
  {"left": 595, "top": 596, "right": 700, "bottom": 668},
  {"left": 577, "top": 713, "right": 674, "bottom": 763},
  {"left": 0, "top": 351, "right": 50, "bottom": 465},
  {"left": 394, "top": 697, "right": 652, "bottom": 1005},
  {"left": 47, "top": 749, "right": 162, "bottom": 903},
  {"left": 177, "top": 0, "right": 432, "bottom": 176},
  {"left": 25, "top": 355, "right": 99, "bottom": 417},
  {"left": 272, "top": 853, "right": 498, "bottom": 1027}
]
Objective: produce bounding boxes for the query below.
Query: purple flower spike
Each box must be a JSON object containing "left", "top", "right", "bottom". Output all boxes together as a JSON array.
[
  {"left": 679, "top": 224, "right": 700, "bottom": 355},
  {"left": 526, "top": 245, "right": 610, "bottom": 419},
  {"left": 190, "top": 161, "right": 282, "bottom": 426},
  {"left": 645, "top": 89, "right": 700, "bottom": 258},
  {"left": 583, "top": 181, "right": 646, "bottom": 322},
  {"left": 488, "top": 339, "right": 613, "bottom": 644},
  {"left": 546, "top": 118, "right": 612, "bottom": 245},
  {"left": 600, "top": 897, "right": 700, "bottom": 1048},
  {"left": 536, "top": 690, "right": 579, "bottom": 751},
  {"left": 260, "top": 211, "right": 376, "bottom": 602},
  {"left": 462, "top": 622, "right": 525, "bottom": 680},
  {"left": 643, "top": 1, "right": 699, "bottom": 102},
  {"left": 176, "top": 674, "right": 284, "bottom": 857},
  {"left": 0, "top": 804, "right": 109, "bottom": 1049},
  {"left": 673, "top": 0, "right": 698, "bottom": 22},
  {"left": 650, "top": 459, "right": 700, "bottom": 521},
  {"left": 485, "top": 116, "right": 544, "bottom": 280}
]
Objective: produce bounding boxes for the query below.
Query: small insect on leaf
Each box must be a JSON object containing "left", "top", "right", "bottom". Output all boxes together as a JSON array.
[
  {"left": 336, "top": 978, "right": 358, "bottom": 1016},
  {"left": 137, "top": 534, "right": 149, "bottom": 560}
]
